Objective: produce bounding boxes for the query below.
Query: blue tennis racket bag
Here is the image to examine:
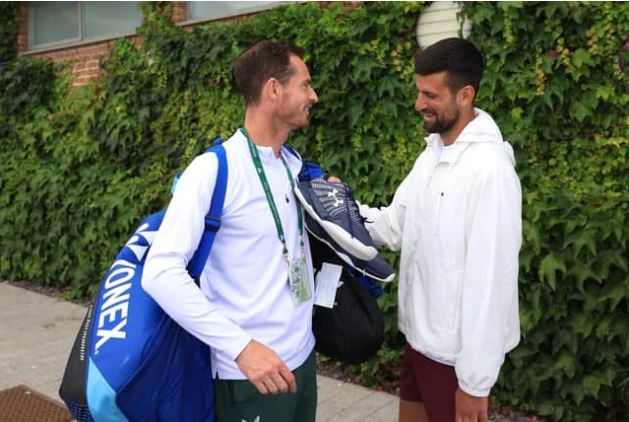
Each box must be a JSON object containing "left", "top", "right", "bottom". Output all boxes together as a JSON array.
[{"left": 59, "top": 142, "right": 227, "bottom": 421}]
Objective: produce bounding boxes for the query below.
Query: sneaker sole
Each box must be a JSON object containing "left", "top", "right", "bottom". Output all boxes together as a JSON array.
[
  {"left": 306, "top": 226, "right": 395, "bottom": 283},
  {"left": 295, "top": 186, "right": 378, "bottom": 261}
]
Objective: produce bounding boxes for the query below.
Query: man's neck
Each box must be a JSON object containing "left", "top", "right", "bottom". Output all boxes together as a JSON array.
[
  {"left": 243, "top": 110, "right": 289, "bottom": 158},
  {"left": 441, "top": 108, "right": 476, "bottom": 146}
]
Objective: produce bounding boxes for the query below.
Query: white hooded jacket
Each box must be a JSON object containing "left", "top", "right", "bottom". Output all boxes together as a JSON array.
[{"left": 360, "top": 108, "right": 521, "bottom": 397}]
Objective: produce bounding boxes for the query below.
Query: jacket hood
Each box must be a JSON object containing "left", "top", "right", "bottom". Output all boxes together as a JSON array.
[
  {"left": 457, "top": 108, "right": 502, "bottom": 144},
  {"left": 425, "top": 108, "right": 516, "bottom": 166}
]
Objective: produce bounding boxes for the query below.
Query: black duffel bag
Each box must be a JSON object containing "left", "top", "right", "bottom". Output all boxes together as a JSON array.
[{"left": 309, "top": 234, "right": 385, "bottom": 364}]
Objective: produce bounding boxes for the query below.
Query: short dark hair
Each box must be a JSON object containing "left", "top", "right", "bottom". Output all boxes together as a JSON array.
[
  {"left": 234, "top": 41, "right": 304, "bottom": 106},
  {"left": 415, "top": 38, "right": 484, "bottom": 97}
]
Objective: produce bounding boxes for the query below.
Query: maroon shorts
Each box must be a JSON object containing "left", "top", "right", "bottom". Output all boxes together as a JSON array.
[{"left": 399, "top": 343, "right": 458, "bottom": 421}]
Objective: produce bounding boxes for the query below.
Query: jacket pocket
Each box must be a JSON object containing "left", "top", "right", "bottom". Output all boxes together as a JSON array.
[
  {"left": 433, "top": 271, "right": 463, "bottom": 330},
  {"left": 449, "top": 271, "right": 464, "bottom": 329}
]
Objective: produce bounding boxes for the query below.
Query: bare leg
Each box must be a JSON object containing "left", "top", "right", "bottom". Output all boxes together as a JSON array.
[{"left": 399, "top": 399, "right": 429, "bottom": 422}]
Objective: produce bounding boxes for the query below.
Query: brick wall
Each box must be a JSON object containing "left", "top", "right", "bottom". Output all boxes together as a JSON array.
[
  {"left": 16, "top": 2, "right": 188, "bottom": 88},
  {"left": 31, "top": 42, "right": 114, "bottom": 87},
  {"left": 17, "top": 3, "right": 28, "bottom": 53},
  {"left": 15, "top": 1, "right": 297, "bottom": 88},
  {"left": 172, "top": 2, "right": 188, "bottom": 24}
]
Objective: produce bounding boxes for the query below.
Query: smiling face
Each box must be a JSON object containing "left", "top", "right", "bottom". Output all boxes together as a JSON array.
[
  {"left": 275, "top": 54, "right": 319, "bottom": 130},
  {"left": 414, "top": 71, "right": 461, "bottom": 136}
]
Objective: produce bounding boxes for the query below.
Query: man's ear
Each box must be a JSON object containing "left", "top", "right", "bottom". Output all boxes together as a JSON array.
[
  {"left": 262, "top": 78, "right": 280, "bottom": 103},
  {"left": 457, "top": 85, "right": 475, "bottom": 108}
]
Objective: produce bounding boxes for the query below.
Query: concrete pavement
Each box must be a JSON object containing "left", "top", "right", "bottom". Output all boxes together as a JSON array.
[{"left": 0, "top": 281, "right": 398, "bottom": 421}]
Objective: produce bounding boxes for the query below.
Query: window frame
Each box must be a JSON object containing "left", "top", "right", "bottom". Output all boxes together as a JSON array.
[
  {"left": 181, "top": 1, "right": 289, "bottom": 26},
  {"left": 25, "top": 1, "right": 141, "bottom": 54}
]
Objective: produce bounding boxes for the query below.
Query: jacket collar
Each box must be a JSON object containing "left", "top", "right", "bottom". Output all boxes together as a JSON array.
[{"left": 424, "top": 108, "right": 503, "bottom": 164}]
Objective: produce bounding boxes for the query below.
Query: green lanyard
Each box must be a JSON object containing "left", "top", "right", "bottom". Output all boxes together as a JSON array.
[{"left": 241, "top": 127, "right": 304, "bottom": 260}]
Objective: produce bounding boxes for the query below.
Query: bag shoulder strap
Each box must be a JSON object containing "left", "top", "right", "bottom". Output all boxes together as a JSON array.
[
  {"left": 188, "top": 138, "right": 228, "bottom": 280},
  {"left": 283, "top": 144, "right": 326, "bottom": 184},
  {"left": 282, "top": 144, "right": 300, "bottom": 160}
]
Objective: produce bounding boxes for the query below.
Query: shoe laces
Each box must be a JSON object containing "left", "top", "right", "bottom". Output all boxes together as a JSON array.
[{"left": 342, "top": 185, "right": 367, "bottom": 226}]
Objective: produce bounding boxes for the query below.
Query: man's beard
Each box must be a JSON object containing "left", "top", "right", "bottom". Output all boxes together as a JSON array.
[
  {"left": 279, "top": 106, "right": 310, "bottom": 131},
  {"left": 423, "top": 107, "right": 459, "bottom": 134}
]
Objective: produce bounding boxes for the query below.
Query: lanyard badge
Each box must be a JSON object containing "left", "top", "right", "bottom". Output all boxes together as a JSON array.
[
  {"left": 289, "top": 255, "right": 311, "bottom": 306},
  {"left": 241, "top": 128, "right": 311, "bottom": 306}
]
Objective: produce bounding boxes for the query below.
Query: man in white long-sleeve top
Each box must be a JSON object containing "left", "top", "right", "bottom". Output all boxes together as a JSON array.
[
  {"left": 143, "top": 41, "right": 319, "bottom": 421},
  {"left": 359, "top": 38, "right": 522, "bottom": 422}
]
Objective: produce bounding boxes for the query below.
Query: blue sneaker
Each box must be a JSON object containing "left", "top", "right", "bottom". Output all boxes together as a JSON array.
[
  {"left": 295, "top": 177, "right": 378, "bottom": 261},
  {"left": 305, "top": 213, "right": 395, "bottom": 283}
]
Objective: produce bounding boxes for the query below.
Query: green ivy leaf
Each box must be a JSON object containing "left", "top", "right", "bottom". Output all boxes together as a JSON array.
[
  {"left": 583, "top": 375, "right": 603, "bottom": 397},
  {"left": 351, "top": 56, "right": 380, "bottom": 81},
  {"left": 538, "top": 252, "right": 566, "bottom": 290},
  {"left": 572, "top": 48, "right": 592, "bottom": 68},
  {"left": 510, "top": 107, "right": 524, "bottom": 120},
  {"left": 554, "top": 352, "right": 576, "bottom": 378},
  {"left": 570, "top": 101, "right": 590, "bottom": 122},
  {"left": 376, "top": 76, "right": 399, "bottom": 98}
]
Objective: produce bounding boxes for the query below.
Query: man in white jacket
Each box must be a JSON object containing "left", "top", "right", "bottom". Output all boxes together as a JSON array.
[
  {"left": 143, "top": 41, "right": 319, "bottom": 421},
  {"left": 360, "top": 38, "right": 522, "bottom": 421}
]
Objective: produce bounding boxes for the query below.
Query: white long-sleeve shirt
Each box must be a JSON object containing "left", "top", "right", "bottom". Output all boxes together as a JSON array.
[
  {"left": 360, "top": 108, "right": 522, "bottom": 397},
  {"left": 143, "top": 129, "right": 315, "bottom": 379}
]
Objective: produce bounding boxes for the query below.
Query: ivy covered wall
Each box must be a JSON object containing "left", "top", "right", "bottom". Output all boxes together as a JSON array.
[
  {"left": 0, "top": 2, "right": 627, "bottom": 419},
  {"left": 0, "top": 2, "right": 19, "bottom": 62}
]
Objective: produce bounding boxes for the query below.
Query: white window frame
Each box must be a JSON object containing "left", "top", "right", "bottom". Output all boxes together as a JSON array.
[
  {"left": 25, "top": 1, "right": 141, "bottom": 54},
  {"left": 181, "top": 1, "right": 290, "bottom": 26}
]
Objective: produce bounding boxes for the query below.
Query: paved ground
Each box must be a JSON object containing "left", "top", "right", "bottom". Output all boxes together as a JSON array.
[{"left": 0, "top": 281, "right": 398, "bottom": 421}]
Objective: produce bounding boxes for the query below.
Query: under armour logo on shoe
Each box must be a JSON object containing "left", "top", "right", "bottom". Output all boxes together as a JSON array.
[
  {"left": 241, "top": 417, "right": 260, "bottom": 422},
  {"left": 295, "top": 177, "right": 378, "bottom": 261},
  {"left": 327, "top": 188, "right": 344, "bottom": 207}
]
